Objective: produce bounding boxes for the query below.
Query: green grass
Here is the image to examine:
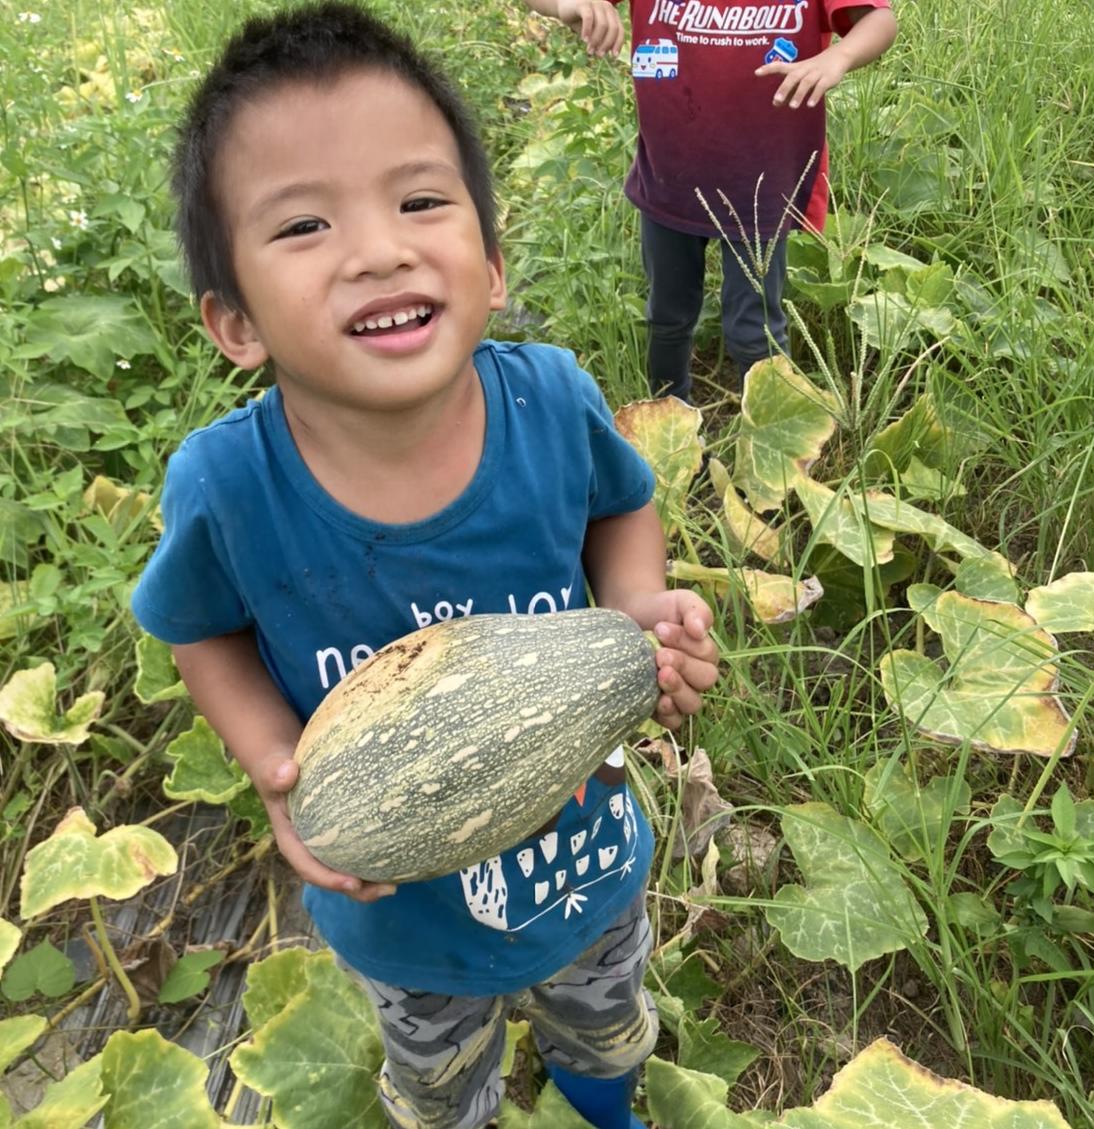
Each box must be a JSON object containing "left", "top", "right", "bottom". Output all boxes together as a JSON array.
[{"left": 1, "top": 0, "right": 1091, "bottom": 1123}]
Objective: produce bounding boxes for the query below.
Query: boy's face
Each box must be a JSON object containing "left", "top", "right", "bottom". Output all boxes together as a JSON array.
[{"left": 202, "top": 69, "right": 506, "bottom": 414}]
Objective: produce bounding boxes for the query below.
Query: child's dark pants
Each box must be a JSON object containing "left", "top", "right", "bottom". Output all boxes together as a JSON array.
[
  {"left": 641, "top": 212, "right": 789, "bottom": 401},
  {"left": 340, "top": 895, "right": 657, "bottom": 1129}
]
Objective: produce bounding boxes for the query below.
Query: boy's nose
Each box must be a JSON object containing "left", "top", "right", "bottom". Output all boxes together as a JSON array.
[{"left": 342, "top": 218, "right": 418, "bottom": 278}]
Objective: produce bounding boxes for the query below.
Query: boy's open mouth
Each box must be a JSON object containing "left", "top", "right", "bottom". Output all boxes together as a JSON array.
[{"left": 349, "top": 303, "right": 434, "bottom": 337}]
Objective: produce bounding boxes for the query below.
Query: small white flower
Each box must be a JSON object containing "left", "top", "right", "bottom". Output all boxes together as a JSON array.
[
  {"left": 125, "top": 90, "right": 143, "bottom": 103},
  {"left": 116, "top": 359, "right": 131, "bottom": 370},
  {"left": 51, "top": 237, "right": 62, "bottom": 250},
  {"left": 68, "top": 210, "right": 88, "bottom": 230},
  {"left": 18, "top": 12, "right": 42, "bottom": 23}
]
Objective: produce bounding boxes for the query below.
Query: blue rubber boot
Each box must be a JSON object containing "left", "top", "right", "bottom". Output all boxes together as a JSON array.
[{"left": 544, "top": 1063, "right": 646, "bottom": 1129}]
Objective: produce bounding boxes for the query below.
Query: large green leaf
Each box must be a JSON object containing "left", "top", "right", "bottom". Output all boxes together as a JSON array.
[
  {"left": 880, "top": 589, "right": 1074, "bottom": 757},
  {"left": 1025, "top": 572, "right": 1094, "bottom": 633},
  {"left": 230, "top": 951, "right": 387, "bottom": 1129},
  {"left": 20, "top": 808, "right": 178, "bottom": 919},
  {"left": 0, "top": 663, "right": 104, "bottom": 746},
  {"left": 794, "top": 479, "right": 895, "bottom": 567},
  {"left": 778, "top": 1037, "right": 1073, "bottom": 1128},
  {"left": 15, "top": 295, "right": 158, "bottom": 380},
  {"left": 240, "top": 947, "right": 312, "bottom": 1031},
  {"left": 13, "top": 1056, "right": 107, "bottom": 1129},
  {"left": 644, "top": 1038, "right": 1075, "bottom": 1128},
  {"left": 862, "top": 760, "right": 971, "bottom": 862},
  {"left": 0, "top": 1016, "right": 47, "bottom": 1073},
  {"left": 733, "top": 357, "right": 839, "bottom": 512},
  {"left": 765, "top": 803, "right": 928, "bottom": 971},
  {"left": 162, "top": 717, "right": 249, "bottom": 804},
  {"left": 849, "top": 492, "right": 995, "bottom": 560},
  {"left": 99, "top": 1030, "right": 223, "bottom": 1129},
  {"left": 614, "top": 398, "right": 704, "bottom": 535}
]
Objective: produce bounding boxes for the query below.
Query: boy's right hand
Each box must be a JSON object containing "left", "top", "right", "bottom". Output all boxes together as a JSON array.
[
  {"left": 554, "top": 0, "right": 624, "bottom": 57},
  {"left": 257, "top": 754, "right": 397, "bottom": 904}
]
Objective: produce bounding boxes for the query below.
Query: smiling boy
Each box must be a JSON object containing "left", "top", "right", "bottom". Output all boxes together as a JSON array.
[{"left": 132, "top": 4, "right": 718, "bottom": 1127}]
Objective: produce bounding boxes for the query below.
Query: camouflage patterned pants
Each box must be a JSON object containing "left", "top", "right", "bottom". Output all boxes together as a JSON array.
[{"left": 341, "top": 895, "right": 657, "bottom": 1129}]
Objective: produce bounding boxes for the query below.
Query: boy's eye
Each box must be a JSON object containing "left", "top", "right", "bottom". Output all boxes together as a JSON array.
[
  {"left": 275, "top": 218, "right": 328, "bottom": 239},
  {"left": 402, "top": 197, "right": 446, "bottom": 214}
]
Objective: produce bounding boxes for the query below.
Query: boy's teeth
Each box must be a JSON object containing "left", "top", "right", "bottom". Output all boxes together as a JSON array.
[{"left": 351, "top": 303, "right": 433, "bottom": 334}]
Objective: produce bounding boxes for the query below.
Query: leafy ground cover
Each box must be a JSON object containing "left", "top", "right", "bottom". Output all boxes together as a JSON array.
[{"left": 1, "top": 0, "right": 1091, "bottom": 1125}]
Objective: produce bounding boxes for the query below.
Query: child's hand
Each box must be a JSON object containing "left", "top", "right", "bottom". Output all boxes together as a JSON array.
[
  {"left": 754, "top": 47, "right": 851, "bottom": 109},
  {"left": 629, "top": 590, "right": 719, "bottom": 729},
  {"left": 554, "top": 0, "right": 625, "bottom": 57},
  {"left": 257, "top": 754, "right": 397, "bottom": 904}
]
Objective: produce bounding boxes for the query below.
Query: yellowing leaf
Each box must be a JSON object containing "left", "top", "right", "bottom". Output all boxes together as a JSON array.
[
  {"left": 722, "top": 486, "right": 783, "bottom": 562},
  {"left": 162, "top": 717, "right": 248, "bottom": 804},
  {"left": 0, "top": 663, "right": 104, "bottom": 745},
  {"left": 83, "top": 475, "right": 162, "bottom": 534},
  {"left": 795, "top": 479, "right": 896, "bottom": 566},
  {"left": 100, "top": 1030, "right": 222, "bottom": 1128},
  {"left": 20, "top": 808, "right": 178, "bottom": 919},
  {"left": 1025, "top": 572, "right": 1094, "bottom": 633},
  {"left": 667, "top": 562, "right": 823, "bottom": 624},
  {"left": 11, "top": 1055, "right": 107, "bottom": 1129},
  {"left": 134, "top": 634, "right": 187, "bottom": 705},
  {"left": 0, "top": 1015, "right": 47, "bottom": 1074},
  {"left": 880, "top": 590, "right": 1074, "bottom": 757},
  {"left": 733, "top": 357, "right": 839, "bottom": 512},
  {"left": 0, "top": 919, "right": 20, "bottom": 974},
  {"left": 853, "top": 491, "right": 998, "bottom": 561},
  {"left": 615, "top": 398, "right": 704, "bottom": 536}
]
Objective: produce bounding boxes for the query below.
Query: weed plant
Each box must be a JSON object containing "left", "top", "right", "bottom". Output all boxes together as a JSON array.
[{"left": 0, "top": 0, "right": 1091, "bottom": 1124}]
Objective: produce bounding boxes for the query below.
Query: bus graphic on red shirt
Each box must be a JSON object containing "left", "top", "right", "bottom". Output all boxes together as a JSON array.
[{"left": 631, "top": 38, "right": 679, "bottom": 79}]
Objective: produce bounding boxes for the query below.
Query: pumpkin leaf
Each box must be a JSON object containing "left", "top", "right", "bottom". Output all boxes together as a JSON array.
[
  {"left": 955, "top": 556, "right": 1021, "bottom": 603},
  {"left": 1025, "top": 572, "right": 1094, "bottom": 633},
  {"left": 862, "top": 393, "right": 947, "bottom": 479},
  {"left": 240, "top": 947, "right": 312, "bottom": 1031},
  {"left": 766, "top": 802, "right": 928, "bottom": 971},
  {"left": 0, "top": 582, "right": 34, "bottom": 641},
  {"left": 0, "top": 663, "right": 104, "bottom": 745},
  {"left": 879, "top": 590, "right": 1074, "bottom": 757},
  {"left": 0, "top": 920, "right": 19, "bottom": 974},
  {"left": 134, "top": 634, "right": 188, "bottom": 705},
  {"left": 1, "top": 939, "right": 75, "bottom": 1002},
  {"left": 162, "top": 717, "right": 249, "bottom": 804},
  {"left": 20, "top": 808, "right": 178, "bottom": 919},
  {"left": 83, "top": 475, "right": 161, "bottom": 535},
  {"left": 498, "top": 1082, "right": 595, "bottom": 1128},
  {"left": 614, "top": 398, "right": 704, "bottom": 535},
  {"left": 795, "top": 479, "right": 896, "bottom": 566},
  {"left": 778, "top": 1037, "right": 1074, "bottom": 1128},
  {"left": 899, "top": 456, "right": 966, "bottom": 501},
  {"left": 666, "top": 563, "right": 823, "bottom": 624},
  {"left": 733, "top": 357, "right": 839, "bottom": 512},
  {"left": 645, "top": 1056, "right": 751, "bottom": 1129},
  {"left": 677, "top": 1017, "right": 760, "bottom": 1087},
  {"left": 721, "top": 485, "right": 784, "bottom": 563},
  {"left": 862, "top": 760, "right": 971, "bottom": 862},
  {"left": 230, "top": 951, "right": 387, "bottom": 1129},
  {"left": 851, "top": 492, "right": 996, "bottom": 560},
  {"left": 99, "top": 1029, "right": 224, "bottom": 1128},
  {"left": 0, "top": 1016, "right": 47, "bottom": 1073},
  {"left": 10, "top": 1054, "right": 107, "bottom": 1129}
]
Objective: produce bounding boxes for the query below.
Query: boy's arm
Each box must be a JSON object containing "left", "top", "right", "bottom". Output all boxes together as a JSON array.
[
  {"left": 755, "top": 6, "right": 898, "bottom": 109},
  {"left": 171, "top": 631, "right": 394, "bottom": 903},
  {"left": 583, "top": 502, "right": 719, "bottom": 730},
  {"left": 522, "top": 0, "right": 624, "bottom": 57}
]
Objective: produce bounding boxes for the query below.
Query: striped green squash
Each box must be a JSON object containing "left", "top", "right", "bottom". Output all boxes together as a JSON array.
[{"left": 288, "top": 608, "right": 659, "bottom": 883}]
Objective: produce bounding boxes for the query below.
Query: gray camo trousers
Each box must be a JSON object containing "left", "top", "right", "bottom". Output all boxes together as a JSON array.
[{"left": 339, "top": 895, "right": 657, "bottom": 1129}]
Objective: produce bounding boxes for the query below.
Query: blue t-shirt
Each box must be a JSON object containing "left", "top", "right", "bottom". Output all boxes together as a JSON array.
[{"left": 132, "top": 340, "right": 657, "bottom": 994}]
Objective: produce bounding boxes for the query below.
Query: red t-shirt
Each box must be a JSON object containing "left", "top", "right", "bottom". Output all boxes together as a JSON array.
[{"left": 614, "top": 0, "right": 891, "bottom": 238}]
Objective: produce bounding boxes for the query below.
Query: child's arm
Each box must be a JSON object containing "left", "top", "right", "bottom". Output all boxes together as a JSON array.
[
  {"left": 583, "top": 502, "right": 719, "bottom": 730},
  {"left": 754, "top": 6, "right": 898, "bottom": 110},
  {"left": 171, "top": 631, "right": 395, "bottom": 904},
  {"left": 522, "top": 0, "right": 625, "bottom": 58}
]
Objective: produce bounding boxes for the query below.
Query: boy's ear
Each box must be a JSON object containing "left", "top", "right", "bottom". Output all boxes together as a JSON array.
[
  {"left": 487, "top": 245, "right": 507, "bottom": 312},
  {"left": 200, "top": 292, "right": 270, "bottom": 369}
]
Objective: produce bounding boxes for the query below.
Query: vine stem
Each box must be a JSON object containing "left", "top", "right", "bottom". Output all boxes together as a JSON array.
[{"left": 88, "top": 894, "right": 142, "bottom": 1025}]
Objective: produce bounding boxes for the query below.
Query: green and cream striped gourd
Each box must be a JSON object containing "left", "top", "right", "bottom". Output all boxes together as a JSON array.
[{"left": 288, "top": 607, "right": 659, "bottom": 883}]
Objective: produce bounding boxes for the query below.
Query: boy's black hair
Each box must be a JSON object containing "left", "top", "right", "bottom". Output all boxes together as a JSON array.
[{"left": 173, "top": 0, "right": 498, "bottom": 310}]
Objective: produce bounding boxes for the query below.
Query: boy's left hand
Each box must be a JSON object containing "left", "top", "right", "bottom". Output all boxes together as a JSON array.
[{"left": 630, "top": 590, "right": 720, "bottom": 729}]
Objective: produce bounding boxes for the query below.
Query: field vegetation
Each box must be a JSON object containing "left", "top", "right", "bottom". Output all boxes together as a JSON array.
[{"left": 1, "top": 0, "right": 1091, "bottom": 1125}]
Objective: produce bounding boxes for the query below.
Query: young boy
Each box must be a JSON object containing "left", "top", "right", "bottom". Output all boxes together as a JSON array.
[
  {"left": 131, "top": 4, "right": 718, "bottom": 1127},
  {"left": 524, "top": 0, "right": 898, "bottom": 401}
]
